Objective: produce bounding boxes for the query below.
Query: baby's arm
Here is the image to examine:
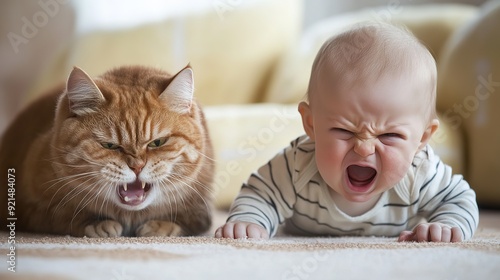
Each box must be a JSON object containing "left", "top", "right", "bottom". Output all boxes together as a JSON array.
[
  {"left": 214, "top": 140, "right": 300, "bottom": 239},
  {"left": 213, "top": 179, "right": 286, "bottom": 239},
  {"left": 215, "top": 221, "right": 269, "bottom": 239},
  {"left": 398, "top": 222, "right": 463, "bottom": 242},
  {"left": 399, "top": 147, "right": 478, "bottom": 242}
]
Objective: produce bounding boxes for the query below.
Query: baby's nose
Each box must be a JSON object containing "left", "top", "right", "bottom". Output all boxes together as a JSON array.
[{"left": 353, "top": 138, "right": 375, "bottom": 157}]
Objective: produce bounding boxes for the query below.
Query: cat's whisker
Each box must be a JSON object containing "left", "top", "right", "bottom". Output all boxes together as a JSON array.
[
  {"left": 71, "top": 182, "right": 103, "bottom": 226},
  {"left": 45, "top": 173, "right": 100, "bottom": 203},
  {"left": 194, "top": 149, "right": 217, "bottom": 163},
  {"left": 52, "top": 183, "right": 92, "bottom": 216},
  {"left": 159, "top": 179, "right": 179, "bottom": 223},
  {"left": 167, "top": 174, "right": 211, "bottom": 213},
  {"left": 51, "top": 178, "right": 97, "bottom": 222},
  {"left": 46, "top": 172, "right": 101, "bottom": 212},
  {"left": 53, "top": 175, "right": 99, "bottom": 214},
  {"left": 47, "top": 161, "right": 102, "bottom": 170},
  {"left": 184, "top": 186, "right": 211, "bottom": 213},
  {"left": 171, "top": 162, "right": 217, "bottom": 169},
  {"left": 108, "top": 184, "right": 119, "bottom": 217},
  {"left": 43, "top": 171, "right": 101, "bottom": 189},
  {"left": 82, "top": 182, "right": 113, "bottom": 216},
  {"left": 5, "top": 65, "right": 214, "bottom": 237},
  {"left": 98, "top": 183, "right": 115, "bottom": 218},
  {"left": 171, "top": 173, "right": 214, "bottom": 196}
]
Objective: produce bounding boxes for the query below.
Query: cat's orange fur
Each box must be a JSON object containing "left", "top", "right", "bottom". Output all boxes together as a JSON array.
[{"left": 0, "top": 65, "right": 214, "bottom": 237}]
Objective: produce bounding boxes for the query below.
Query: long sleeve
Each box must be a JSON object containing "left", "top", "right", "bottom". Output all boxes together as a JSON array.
[
  {"left": 412, "top": 146, "right": 479, "bottom": 240},
  {"left": 227, "top": 136, "right": 315, "bottom": 236},
  {"left": 226, "top": 139, "right": 480, "bottom": 240}
]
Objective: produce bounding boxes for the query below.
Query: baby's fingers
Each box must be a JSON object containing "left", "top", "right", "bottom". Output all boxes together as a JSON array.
[
  {"left": 398, "top": 230, "right": 416, "bottom": 242},
  {"left": 399, "top": 223, "right": 464, "bottom": 242},
  {"left": 398, "top": 225, "right": 432, "bottom": 242},
  {"left": 215, "top": 222, "right": 268, "bottom": 239},
  {"left": 440, "top": 226, "right": 452, "bottom": 242},
  {"left": 428, "top": 223, "right": 443, "bottom": 242},
  {"left": 450, "top": 227, "right": 463, "bottom": 242},
  {"left": 246, "top": 223, "right": 269, "bottom": 239},
  {"left": 429, "top": 224, "right": 463, "bottom": 242},
  {"left": 215, "top": 223, "right": 234, "bottom": 238},
  {"left": 223, "top": 222, "right": 247, "bottom": 239},
  {"left": 214, "top": 222, "right": 239, "bottom": 239},
  {"left": 415, "top": 223, "right": 431, "bottom": 242}
]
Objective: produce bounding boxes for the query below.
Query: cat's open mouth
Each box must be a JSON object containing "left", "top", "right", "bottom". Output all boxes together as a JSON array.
[{"left": 118, "top": 179, "right": 152, "bottom": 206}]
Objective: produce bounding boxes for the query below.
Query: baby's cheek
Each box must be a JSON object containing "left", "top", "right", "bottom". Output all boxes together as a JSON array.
[
  {"left": 316, "top": 151, "right": 343, "bottom": 186},
  {"left": 382, "top": 151, "right": 413, "bottom": 184}
]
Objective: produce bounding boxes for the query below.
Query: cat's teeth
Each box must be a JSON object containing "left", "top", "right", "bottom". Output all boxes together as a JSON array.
[
  {"left": 123, "top": 184, "right": 128, "bottom": 191},
  {"left": 139, "top": 195, "right": 144, "bottom": 201},
  {"left": 124, "top": 196, "right": 130, "bottom": 202},
  {"left": 141, "top": 182, "right": 146, "bottom": 189}
]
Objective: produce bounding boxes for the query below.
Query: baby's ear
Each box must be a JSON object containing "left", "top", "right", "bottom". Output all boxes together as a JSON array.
[
  {"left": 298, "top": 101, "right": 315, "bottom": 140},
  {"left": 418, "top": 118, "right": 439, "bottom": 149}
]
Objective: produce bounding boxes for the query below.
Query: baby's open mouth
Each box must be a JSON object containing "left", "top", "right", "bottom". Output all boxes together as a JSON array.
[
  {"left": 347, "top": 165, "right": 377, "bottom": 188},
  {"left": 118, "top": 179, "right": 152, "bottom": 206}
]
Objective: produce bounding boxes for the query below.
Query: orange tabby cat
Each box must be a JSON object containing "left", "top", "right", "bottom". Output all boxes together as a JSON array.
[{"left": 0, "top": 65, "right": 214, "bottom": 237}]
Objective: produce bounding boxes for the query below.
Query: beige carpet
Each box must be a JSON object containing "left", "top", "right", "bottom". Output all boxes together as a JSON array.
[{"left": 1, "top": 210, "right": 499, "bottom": 280}]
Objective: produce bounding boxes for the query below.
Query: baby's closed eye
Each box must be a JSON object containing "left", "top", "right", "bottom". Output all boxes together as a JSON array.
[
  {"left": 330, "top": 128, "right": 355, "bottom": 140},
  {"left": 378, "top": 133, "right": 406, "bottom": 145}
]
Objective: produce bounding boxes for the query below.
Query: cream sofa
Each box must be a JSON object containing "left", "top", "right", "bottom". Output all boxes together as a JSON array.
[
  {"left": 262, "top": 2, "right": 500, "bottom": 209},
  {"left": 210, "top": 1, "right": 500, "bottom": 209},
  {"left": 8, "top": 0, "right": 500, "bottom": 209}
]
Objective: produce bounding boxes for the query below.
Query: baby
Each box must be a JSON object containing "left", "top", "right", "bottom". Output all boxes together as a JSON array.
[{"left": 215, "top": 22, "right": 479, "bottom": 242}]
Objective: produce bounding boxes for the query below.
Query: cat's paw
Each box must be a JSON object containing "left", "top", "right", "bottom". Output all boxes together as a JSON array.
[
  {"left": 84, "top": 220, "right": 123, "bottom": 237},
  {"left": 136, "top": 220, "right": 183, "bottom": 237}
]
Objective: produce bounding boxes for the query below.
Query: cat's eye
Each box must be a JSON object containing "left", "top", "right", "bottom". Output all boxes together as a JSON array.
[
  {"left": 148, "top": 137, "right": 168, "bottom": 148},
  {"left": 101, "top": 142, "right": 120, "bottom": 150}
]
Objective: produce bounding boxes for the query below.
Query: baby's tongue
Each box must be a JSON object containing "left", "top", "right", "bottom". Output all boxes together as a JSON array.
[{"left": 347, "top": 165, "right": 376, "bottom": 186}]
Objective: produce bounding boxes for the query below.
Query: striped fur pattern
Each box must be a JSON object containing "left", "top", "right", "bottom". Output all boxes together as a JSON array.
[{"left": 0, "top": 66, "right": 214, "bottom": 237}]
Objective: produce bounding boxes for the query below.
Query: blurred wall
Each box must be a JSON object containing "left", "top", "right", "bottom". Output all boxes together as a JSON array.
[
  {"left": 0, "top": 0, "right": 489, "bottom": 134},
  {"left": 303, "top": 0, "right": 487, "bottom": 29},
  {"left": 0, "top": 0, "right": 75, "bottom": 134}
]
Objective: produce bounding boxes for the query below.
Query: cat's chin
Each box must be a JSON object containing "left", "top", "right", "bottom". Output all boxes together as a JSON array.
[{"left": 115, "top": 179, "right": 153, "bottom": 210}]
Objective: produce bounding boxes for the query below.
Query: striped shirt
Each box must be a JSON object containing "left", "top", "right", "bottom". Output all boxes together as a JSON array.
[{"left": 227, "top": 135, "right": 479, "bottom": 239}]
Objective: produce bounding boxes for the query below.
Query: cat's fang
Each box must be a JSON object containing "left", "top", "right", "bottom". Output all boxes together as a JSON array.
[
  {"left": 141, "top": 182, "right": 146, "bottom": 189},
  {"left": 123, "top": 184, "right": 128, "bottom": 191},
  {"left": 124, "top": 196, "right": 130, "bottom": 202}
]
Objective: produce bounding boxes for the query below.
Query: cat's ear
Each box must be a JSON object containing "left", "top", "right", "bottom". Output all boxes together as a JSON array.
[
  {"left": 159, "top": 66, "right": 194, "bottom": 114},
  {"left": 66, "top": 66, "right": 105, "bottom": 116}
]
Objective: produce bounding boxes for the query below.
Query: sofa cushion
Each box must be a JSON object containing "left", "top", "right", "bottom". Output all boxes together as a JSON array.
[
  {"left": 29, "top": 0, "right": 302, "bottom": 106},
  {"left": 262, "top": 4, "right": 476, "bottom": 177},
  {"left": 204, "top": 104, "right": 304, "bottom": 208},
  {"left": 437, "top": 0, "right": 500, "bottom": 207},
  {"left": 264, "top": 4, "right": 478, "bottom": 105},
  {"left": 205, "top": 106, "right": 468, "bottom": 209}
]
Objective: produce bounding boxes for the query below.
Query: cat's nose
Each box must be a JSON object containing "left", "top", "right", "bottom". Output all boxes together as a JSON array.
[{"left": 128, "top": 162, "right": 145, "bottom": 175}]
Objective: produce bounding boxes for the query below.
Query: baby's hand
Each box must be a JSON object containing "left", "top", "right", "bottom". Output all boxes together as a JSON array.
[
  {"left": 215, "top": 221, "right": 269, "bottom": 239},
  {"left": 398, "top": 222, "right": 462, "bottom": 242}
]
